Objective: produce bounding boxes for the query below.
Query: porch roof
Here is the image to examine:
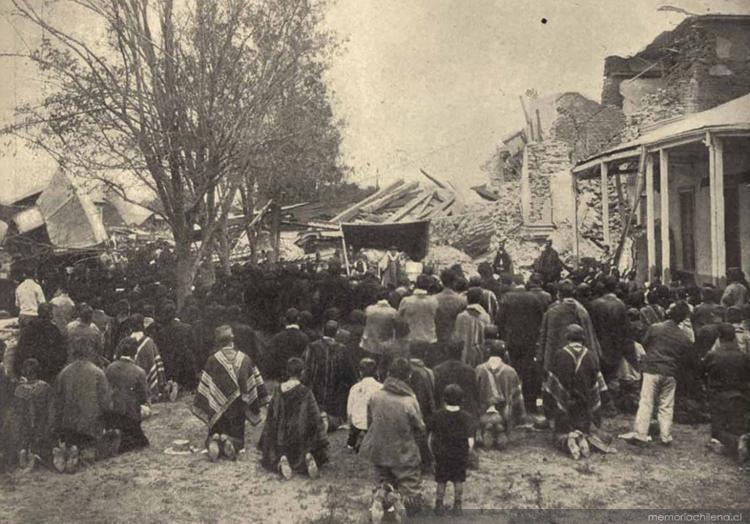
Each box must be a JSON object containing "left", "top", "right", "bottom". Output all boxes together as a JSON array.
[{"left": 573, "top": 93, "right": 750, "bottom": 174}]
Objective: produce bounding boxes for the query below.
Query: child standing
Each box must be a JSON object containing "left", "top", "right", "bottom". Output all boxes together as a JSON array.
[
  {"left": 346, "top": 358, "right": 381, "bottom": 452},
  {"left": 427, "top": 384, "right": 476, "bottom": 516}
]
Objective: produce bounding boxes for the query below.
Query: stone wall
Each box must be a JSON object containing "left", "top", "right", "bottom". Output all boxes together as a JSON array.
[{"left": 524, "top": 140, "right": 571, "bottom": 224}]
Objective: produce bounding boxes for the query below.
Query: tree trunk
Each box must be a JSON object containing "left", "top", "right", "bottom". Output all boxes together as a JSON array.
[
  {"left": 174, "top": 239, "right": 198, "bottom": 311},
  {"left": 269, "top": 203, "right": 281, "bottom": 263},
  {"left": 216, "top": 222, "right": 232, "bottom": 275}
]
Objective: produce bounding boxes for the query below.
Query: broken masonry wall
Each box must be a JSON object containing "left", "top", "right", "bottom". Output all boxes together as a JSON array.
[
  {"left": 606, "top": 19, "right": 750, "bottom": 141},
  {"left": 523, "top": 140, "right": 571, "bottom": 224}
]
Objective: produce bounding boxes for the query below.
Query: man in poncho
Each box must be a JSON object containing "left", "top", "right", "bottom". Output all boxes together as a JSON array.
[
  {"left": 542, "top": 325, "right": 603, "bottom": 459},
  {"left": 192, "top": 325, "right": 270, "bottom": 460},
  {"left": 475, "top": 340, "right": 526, "bottom": 449},
  {"left": 259, "top": 357, "right": 329, "bottom": 479}
]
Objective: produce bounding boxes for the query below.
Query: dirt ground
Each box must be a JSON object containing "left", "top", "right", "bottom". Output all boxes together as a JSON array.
[{"left": 1, "top": 395, "right": 747, "bottom": 524}]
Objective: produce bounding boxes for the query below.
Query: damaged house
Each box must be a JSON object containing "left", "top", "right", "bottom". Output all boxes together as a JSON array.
[{"left": 573, "top": 14, "right": 750, "bottom": 285}]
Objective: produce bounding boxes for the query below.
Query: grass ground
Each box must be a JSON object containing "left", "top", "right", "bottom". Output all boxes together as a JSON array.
[{"left": 0, "top": 395, "right": 747, "bottom": 524}]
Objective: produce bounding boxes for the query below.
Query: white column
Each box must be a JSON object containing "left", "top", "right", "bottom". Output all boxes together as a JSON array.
[
  {"left": 708, "top": 135, "right": 725, "bottom": 284},
  {"left": 600, "top": 162, "right": 610, "bottom": 247},
  {"left": 646, "top": 153, "right": 656, "bottom": 282},
  {"left": 660, "top": 149, "right": 670, "bottom": 283},
  {"left": 572, "top": 171, "right": 579, "bottom": 267}
]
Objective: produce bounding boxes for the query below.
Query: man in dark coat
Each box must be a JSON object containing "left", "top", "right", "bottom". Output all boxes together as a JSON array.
[
  {"left": 434, "top": 269, "right": 467, "bottom": 347},
  {"left": 492, "top": 241, "right": 514, "bottom": 278},
  {"left": 702, "top": 323, "right": 750, "bottom": 463},
  {"left": 227, "top": 305, "right": 265, "bottom": 372},
  {"left": 302, "top": 321, "right": 357, "bottom": 428},
  {"left": 538, "top": 280, "right": 600, "bottom": 372},
  {"left": 434, "top": 341, "right": 479, "bottom": 418},
  {"left": 150, "top": 301, "right": 198, "bottom": 389},
  {"left": 15, "top": 303, "right": 66, "bottom": 384},
  {"left": 532, "top": 239, "right": 565, "bottom": 285},
  {"left": 265, "top": 308, "right": 310, "bottom": 381},
  {"left": 588, "top": 276, "right": 634, "bottom": 385},
  {"left": 496, "top": 281, "right": 546, "bottom": 411}
]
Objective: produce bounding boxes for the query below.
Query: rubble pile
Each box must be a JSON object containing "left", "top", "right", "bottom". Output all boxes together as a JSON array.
[
  {"left": 430, "top": 180, "right": 523, "bottom": 258},
  {"left": 330, "top": 175, "right": 461, "bottom": 225}
]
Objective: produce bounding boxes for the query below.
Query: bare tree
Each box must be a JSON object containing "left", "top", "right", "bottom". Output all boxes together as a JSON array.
[{"left": 5, "top": 0, "right": 338, "bottom": 307}]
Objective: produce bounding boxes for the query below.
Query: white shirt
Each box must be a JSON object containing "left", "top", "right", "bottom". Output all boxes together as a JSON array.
[
  {"left": 346, "top": 376, "right": 382, "bottom": 430},
  {"left": 15, "top": 279, "right": 46, "bottom": 316}
]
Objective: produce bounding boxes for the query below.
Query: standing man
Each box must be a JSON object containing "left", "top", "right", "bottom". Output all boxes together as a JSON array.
[
  {"left": 538, "top": 280, "right": 600, "bottom": 373},
  {"left": 265, "top": 308, "right": 310, "bottom": 381},
  {"left": 452, "top": 288, "right": 490, "bottom": 367},
  {"left": 361, "top": 291, "right": 398, "bottom": 372},
  {"left": 589, "top": 277, "right": 634, "bottom": 392},
  {"left": 496, "top": 278, "right": 546, "bottom": 412},
  {"left": 379, "top": 246, "right": 403, "bottom": 289},
  {"left": 399, "top": 274, "right": 438, "bottom": 347},
  {"left": 434, "top": 269, "right": 467, "bottom": 351},
  {"left": 49, "top": 284, "right": 76, "bottom": 334},
  {"left": 532, "top": 239, "right": 565, "bottom": 285},
  {"left": 492, "top": 238, "right": 514, "bottom": 278},
  {"left": 15, "top": 270, "right": 46, "bottom": 329},
  {"left": 629, "top": 302, "right": 692, "bottom": 445},
  {"left": 151, "top": 301, "right": 198, "bottom": 390},
  {"left": 360, "top": 358, "right": 426, "bottom": 518}
]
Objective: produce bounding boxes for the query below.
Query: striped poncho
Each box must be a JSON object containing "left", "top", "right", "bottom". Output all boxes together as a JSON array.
[{"left": 192, "top": 347, "right": 269, "bottom": 429}]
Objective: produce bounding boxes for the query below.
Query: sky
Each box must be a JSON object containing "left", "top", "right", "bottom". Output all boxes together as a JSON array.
[{"left": 0, "top": 0, "right": 749, "bottom": 202}]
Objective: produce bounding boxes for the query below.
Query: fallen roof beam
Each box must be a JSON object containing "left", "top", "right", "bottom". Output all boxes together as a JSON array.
[
  {"left": 419, "top": 168, "right": 448, "bottom": 189},
  {"left": 385, "top": 191, "right": 433, "bottom": 223},
  {"left": 360, "top": 181, "right": 420, "bottom": 213},
  {"left": 331, "top": 179, "right": 404, "bottom": 223}
]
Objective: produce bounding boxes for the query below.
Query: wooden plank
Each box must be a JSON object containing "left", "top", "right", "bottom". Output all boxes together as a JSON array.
[
  {"left": 361, "top": 181, "right": 419, "bottom": 213},
  {"left": 601, "top": 162, "right": 610, "bottom": 246},
  {"left": 414, "top": 190, "right": 436, "bottom": 217},
  {"left": 419, "top": 168, "right": 447, "bottom": 189},
  {"left": 613, "top": 146, "right": 647, "bottom": 271},
  {"left": 385, "top": 191, "right": 433, "bottom": 223},
  {"left": 331, "top": 179, "right": 403, "bottom": 223}
]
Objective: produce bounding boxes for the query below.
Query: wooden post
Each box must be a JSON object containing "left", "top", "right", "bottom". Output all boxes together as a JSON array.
[
  {"left": 601, "top": 162, "right": 610, "bottom": 247},
  {"left": 660, "top": 149, "right": 670, "bottom": 283},
  {"left": 571, "top": 170, "right": 580, "bottom": 268},
  {"left": 708, "top": 133, "right": 725, "bottom": 284},
  {"left": 340, "top": 226, "right": 351, "bottom": 276},
  {"left": 646, "top": 153, "right": 656, "bottom": 282}
]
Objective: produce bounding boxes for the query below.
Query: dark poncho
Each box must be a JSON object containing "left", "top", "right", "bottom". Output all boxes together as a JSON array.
[{"left": 258, "top": 382, "right": 329, "bottom": 472}]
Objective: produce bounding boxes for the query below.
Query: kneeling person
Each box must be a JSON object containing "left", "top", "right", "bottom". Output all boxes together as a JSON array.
[
  {"left": 104, "top": 338, "right": 150, "bottom": 454},
  {"left": 192, "top": 325, "right": 269, "bottom": 461},
  {"left": 259, "top": 357, "right": 329, "bottom": 478}
]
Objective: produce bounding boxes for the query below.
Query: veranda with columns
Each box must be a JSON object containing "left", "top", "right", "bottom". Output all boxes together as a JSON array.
[{"left": 571, "top": 94, "right": 750, "bottom": 286}]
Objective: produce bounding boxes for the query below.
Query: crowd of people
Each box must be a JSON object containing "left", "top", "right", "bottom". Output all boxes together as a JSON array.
[{"left": 0, "top": 239, "right": 749, "bottom": 520}]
